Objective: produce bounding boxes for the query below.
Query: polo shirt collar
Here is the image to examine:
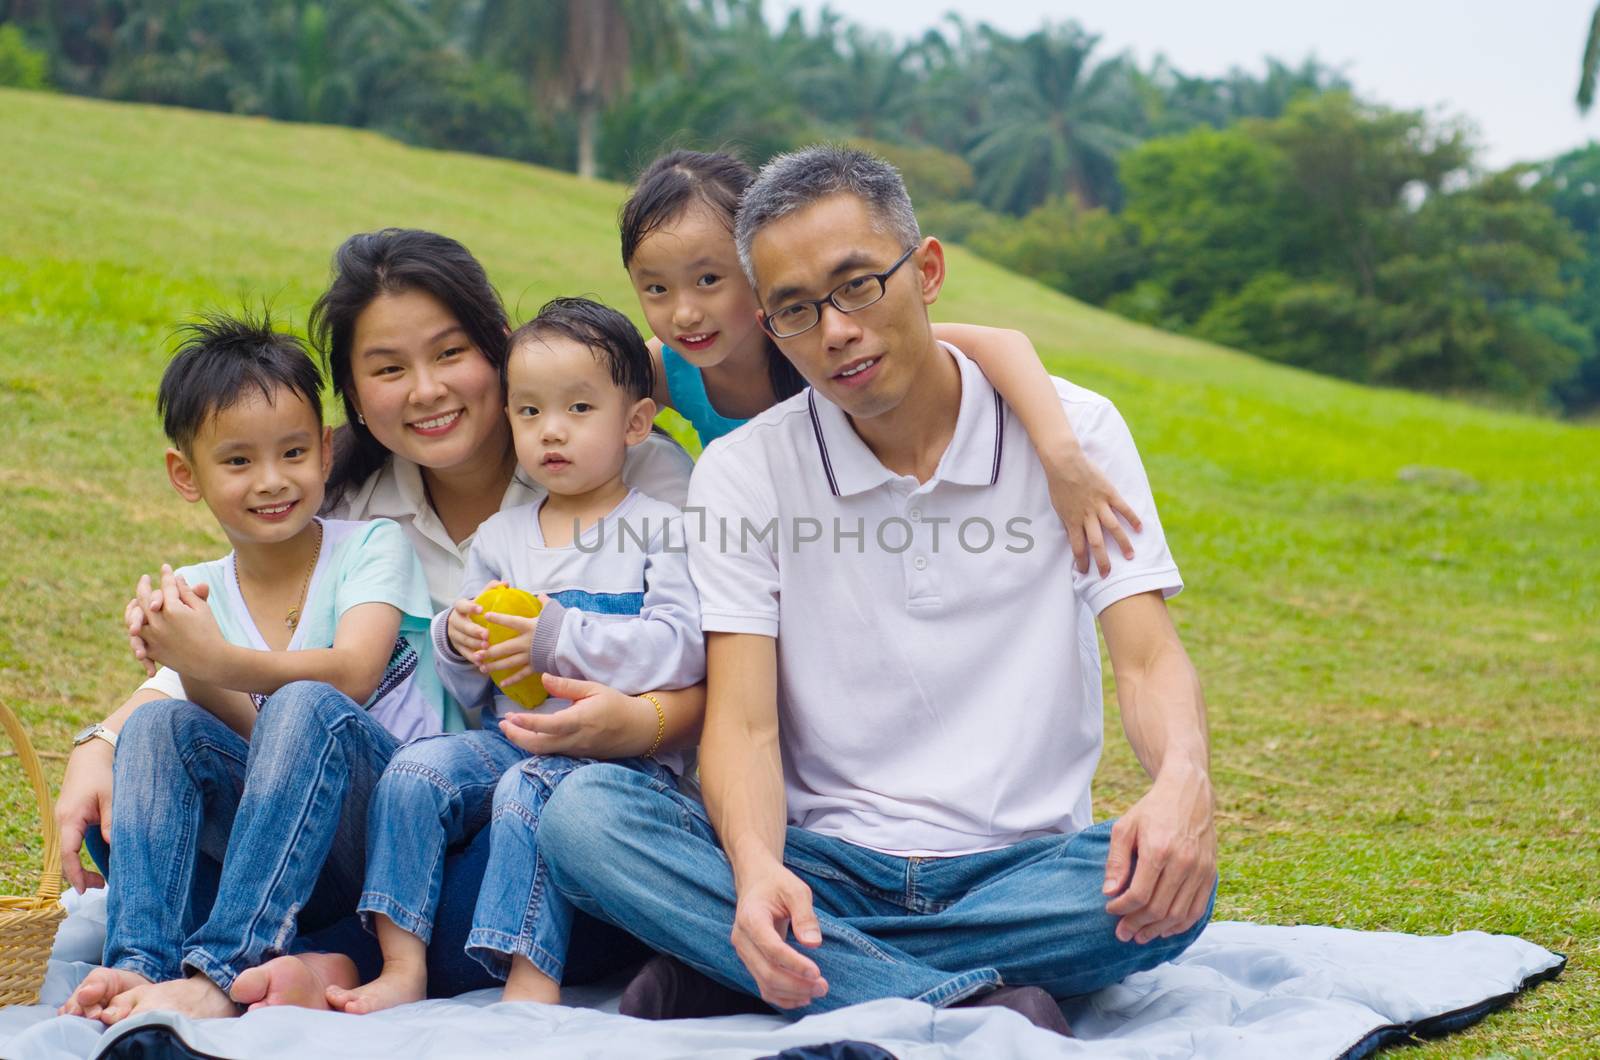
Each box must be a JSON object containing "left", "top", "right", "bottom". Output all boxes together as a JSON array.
[{"left": 806, "top": 341, "right": 1006, "bottom": 497}]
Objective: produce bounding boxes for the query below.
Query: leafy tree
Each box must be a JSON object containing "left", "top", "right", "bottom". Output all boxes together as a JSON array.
[
  {"left": 1537, "top": 144, "right": 1600, "bottom": 410},
  {"left": 1116, "top": 125, "right": 1291, "bottom": 323},
  {"left": 1256, "top": 92, "right": 1472, "bottom": 296},
  {"left": 0, "top": 21, "right": 48, "bottom": 88},
  {"left": 967, "top": 197, "right": 1144, "bottom": 305}
]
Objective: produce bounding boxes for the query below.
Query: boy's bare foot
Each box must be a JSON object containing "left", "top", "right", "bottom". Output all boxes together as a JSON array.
[
  {"left": 501, "top": 955, "right": 560, "bottom": 1005},
  {"left": 325, "top": 959, "right": 427, "bottom": 1014},
  {"left": 98, "top": 973, "right": 240, "bottom": 1025},
  {"left": 230, "top": 953, "right": 360, "bottom": 1012},
  {"left": 58, "top": 967, "right": 151, "bottom": 1021}
]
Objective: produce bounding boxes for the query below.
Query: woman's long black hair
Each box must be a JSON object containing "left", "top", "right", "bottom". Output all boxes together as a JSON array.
[
  {"left": 309, "top": 228, "right": 511, "bottom": 512},
  {"left": 619, "top": 150, "right": 806, "bottom": 404}
]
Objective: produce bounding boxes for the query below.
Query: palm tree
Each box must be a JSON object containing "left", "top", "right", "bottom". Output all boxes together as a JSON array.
[
  {"left": 964, "top": 22, "right": 1142, "bottom": 214},
  {"left": 1581, "top": 3, "right": 1600, "bottom": 112},
  {"left": 474, "top": 0, "right": 686, "bottom": 178}
]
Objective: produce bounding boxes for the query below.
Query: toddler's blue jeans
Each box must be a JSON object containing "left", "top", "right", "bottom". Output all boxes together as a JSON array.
[{"left": 356, "top": 724, "right": 671, "bottom": 982}]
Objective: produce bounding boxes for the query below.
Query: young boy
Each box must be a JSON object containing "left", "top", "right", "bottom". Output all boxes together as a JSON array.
[
  {"left": 131, "top": 313, "right": 444, "bottom": 738},
  {"left": 60, "top": 312, "right": 444, "bottom": 1022},
  {"left": 328, "top": 297, "right": 704, "bottom": 1013}
]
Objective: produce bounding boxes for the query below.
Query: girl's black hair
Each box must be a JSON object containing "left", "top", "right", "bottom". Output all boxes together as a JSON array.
[
  {"left": 159, "top": 310, "right": 322, "bottom": 452},
  {"left": 619, "top": 150, "right": 806, "bottom": 403},
  {"left": 508, "top": 297, "right": 654, "bottom": 402},
  {"left": 308, "top": 229, "right": 510, "bottom": 512}
]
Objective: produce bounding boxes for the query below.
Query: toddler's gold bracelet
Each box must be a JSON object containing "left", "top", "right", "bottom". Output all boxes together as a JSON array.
[{"left": 640, "top": 693, "right": 666, "bottom": 758}]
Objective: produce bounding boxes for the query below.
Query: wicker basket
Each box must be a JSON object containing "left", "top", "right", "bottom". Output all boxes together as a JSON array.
[{"left": 0, "top": 700, "right": 67, "bottom": 1006}]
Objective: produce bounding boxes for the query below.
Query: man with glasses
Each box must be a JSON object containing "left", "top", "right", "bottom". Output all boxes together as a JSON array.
[{"left": 536, "top": 145, "right": 1217, "bottom": 1037}]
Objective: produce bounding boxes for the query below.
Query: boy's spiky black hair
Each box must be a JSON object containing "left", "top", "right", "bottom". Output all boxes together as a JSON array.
[
  {"left": 158, "top": 311, "right": 323, "bottom": 452},
  {"left": 508, "top": 297, "right": 655, "bottom": 402}
]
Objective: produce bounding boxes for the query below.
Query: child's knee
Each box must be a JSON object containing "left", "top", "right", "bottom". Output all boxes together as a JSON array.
[
  {"left": 255, "top": 680, "right": 353, "bottom": 735},
  {"left": 490, "top": 762, "right": 554, "bottom": 831},
  {"left": 119, "top": 698, "right": 204, "bottom": 757},
  {"left": 492, "top": 765, "right": 530, "bottom": 810}
]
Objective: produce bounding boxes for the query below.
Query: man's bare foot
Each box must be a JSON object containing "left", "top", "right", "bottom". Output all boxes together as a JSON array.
[
  {"left": 99, "top": 973, "right": 240, "bottom": 1025},
  {"left": 58, "top": 967, "right": 151, "bottom": 1021},
  {"left": 324, "top": 959, "right": 427, "bottom": 1014},
  {"left": 230, "top": 953, "right": 361, "bottom": 1012}
]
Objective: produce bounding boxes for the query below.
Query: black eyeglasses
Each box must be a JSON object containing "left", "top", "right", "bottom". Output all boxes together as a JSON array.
[{"left": 761, "top": 245, "right": 918, "bottom": 339}]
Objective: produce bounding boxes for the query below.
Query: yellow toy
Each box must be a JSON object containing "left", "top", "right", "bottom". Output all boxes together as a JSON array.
[{"left": 472, "top": 585, "right": 549, "bottom": 709}]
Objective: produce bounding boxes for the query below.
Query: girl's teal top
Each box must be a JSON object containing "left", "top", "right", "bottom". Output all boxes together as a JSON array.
[{"left": 662, "top": 344, "right": 747, "bottom": 447}]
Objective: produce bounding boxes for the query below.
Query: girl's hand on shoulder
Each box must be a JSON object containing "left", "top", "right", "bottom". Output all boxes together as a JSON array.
[
  {"left": 497, "top": 674, "right": 655, "bottom": 759},
  {"left": 1044, "top": 447, "right": 1142, "bottom": 577}
]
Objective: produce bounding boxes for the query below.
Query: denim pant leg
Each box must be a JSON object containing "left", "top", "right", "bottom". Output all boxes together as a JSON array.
[
  {"left": 180, "top": 681, "right": 400, "bottom": 991},
  {"left": 357, "top": 728, "right": 527, "bottom": 944},
  {"left": 466, "top": 755, "right": 669, "bottom": 982},
  {"left": 852, "top": 820, "right": 1217, "bottom": 999},
  {"left": 296, "top": 825, "right": 507, "bottom": 994},
  {"left": 104, "top": 700, "right": 247, "bottom": 983},
  {"left": 537, "top": 764, "right": 1000, "bottom": 1015}
]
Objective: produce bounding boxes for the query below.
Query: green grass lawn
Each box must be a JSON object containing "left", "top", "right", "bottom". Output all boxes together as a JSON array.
[{"left": 2, "top": 88, "right": 1597, "bottom": 1054}]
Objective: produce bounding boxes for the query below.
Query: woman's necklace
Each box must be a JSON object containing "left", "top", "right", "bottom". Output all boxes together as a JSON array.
[{"left": 236, "top": 519, "right": 323, "bottom": 632}]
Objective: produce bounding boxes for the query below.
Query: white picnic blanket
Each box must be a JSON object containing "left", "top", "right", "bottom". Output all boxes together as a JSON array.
[{"left": 0, "top": 889, "right": 1563, "bottom": 1059}]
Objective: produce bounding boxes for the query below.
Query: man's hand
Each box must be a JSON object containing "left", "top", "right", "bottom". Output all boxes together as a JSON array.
[
  {"left": 730, "top": 859, "right": 828, "bottom": 1009},
  {"left": 1102, "top": 762, "right": 1216, "bottom": 944},
  {"left": 497, "top": 674, "right": 657, "bottom": 759}
]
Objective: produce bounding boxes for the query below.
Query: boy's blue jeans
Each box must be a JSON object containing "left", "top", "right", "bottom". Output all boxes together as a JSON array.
[
  {"left": 102, "top": 683, "right": 500, "bottom": 994},
  {"left": 538, "top": 764, "right": 1216, "bottom": 1014},
  {"left": 357, "top": 724, "right": 671, "bottom": 983}
]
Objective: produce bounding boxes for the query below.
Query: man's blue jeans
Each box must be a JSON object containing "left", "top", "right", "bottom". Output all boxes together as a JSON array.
[
  {"left": 102, "top": 683, "right": 501, "bottom": 994},
  {"left": 358, "top": 726, "right": 671, "bottom": 983},
  {"left": 538, "top": 763, "right": 1215, "bottom": 1014}
]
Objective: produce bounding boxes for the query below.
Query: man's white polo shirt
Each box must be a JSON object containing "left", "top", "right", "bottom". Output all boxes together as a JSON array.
[{"left": 686, "top": 342, "right": 1182, "bottom": 857}]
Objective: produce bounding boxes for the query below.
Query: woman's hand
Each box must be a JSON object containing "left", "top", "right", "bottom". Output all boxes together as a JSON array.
[
  {"left": 497, "top": 674, "right": 659, "bottom": 760},
  {"left": 1043, "top": 446, "right": 1142, "bottom": 577},
  {"left": 56, "top": 737, "right": 115, "bottom": 892}
]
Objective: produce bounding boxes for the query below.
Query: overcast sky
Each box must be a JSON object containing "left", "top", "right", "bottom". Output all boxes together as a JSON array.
[{"left": 778, "top": 0, "right": 1599, "bottom": 168}]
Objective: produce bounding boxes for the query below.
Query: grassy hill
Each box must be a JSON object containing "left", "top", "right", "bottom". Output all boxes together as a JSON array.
[{"left": 2, "top": 88, "right": 1596, "bottom": 1052}]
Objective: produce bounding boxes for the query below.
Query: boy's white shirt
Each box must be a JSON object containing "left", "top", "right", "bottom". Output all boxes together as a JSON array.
[{"left": 164, "top": 517, "right": 445, "bottom": 740}]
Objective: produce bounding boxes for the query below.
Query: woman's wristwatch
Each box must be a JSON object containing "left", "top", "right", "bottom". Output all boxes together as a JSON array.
[{"left": 72, "top": 723, "right": 117, "bottom": 752}]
